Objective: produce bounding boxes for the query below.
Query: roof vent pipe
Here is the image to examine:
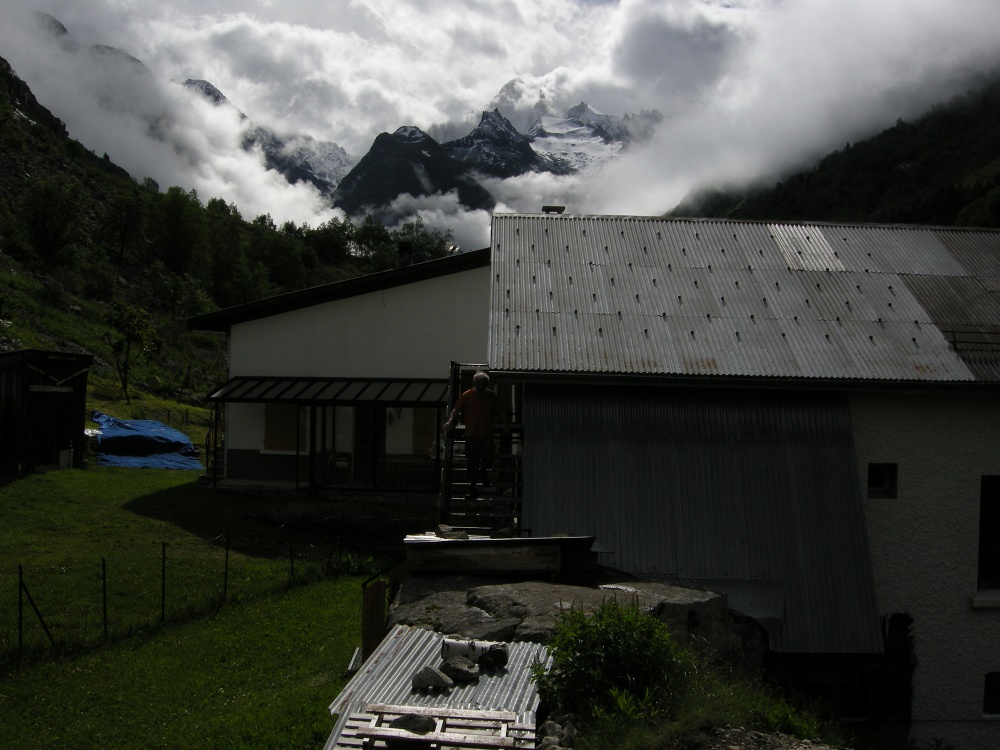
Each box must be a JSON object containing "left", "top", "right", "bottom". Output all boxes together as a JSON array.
[{"left": 397, "top": 240, "right": 414, "bottom": 266}]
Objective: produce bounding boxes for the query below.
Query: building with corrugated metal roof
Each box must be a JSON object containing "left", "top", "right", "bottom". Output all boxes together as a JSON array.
[
  {"left": 188, "top": 249, "right": 490, "bottom": 491},
  {"left": 488, "top": 213, "right": 1000, "bottom": 749},
  {"left": 189, "top": 214, "right": 1000, "bottom": 747}
]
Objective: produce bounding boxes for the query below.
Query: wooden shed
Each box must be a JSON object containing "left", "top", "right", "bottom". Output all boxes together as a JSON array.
[{"left": 0, "top": 349, "right": 93, "bottom": 483}]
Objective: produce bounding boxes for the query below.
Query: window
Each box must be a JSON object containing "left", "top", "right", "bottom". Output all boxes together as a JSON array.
[
  {"left": 329, "top": 406, "right": 443, "bottom": 490},
  {"left": 984, "top": 672, "right": 1000, "bottom": 715},
  {"left": 978, "top": 476, "right": 1000, "bottom": 590},
  {"left": 867, "top": 463, "right": 898, "bottom": 499},
  {"left": 263, "top": 404, "right": 306, "bottom": 452}
]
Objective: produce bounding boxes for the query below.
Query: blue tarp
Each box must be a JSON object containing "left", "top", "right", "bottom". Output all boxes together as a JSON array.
[{"left": 91, "top": 411, "right": 203, "bottom": 470}]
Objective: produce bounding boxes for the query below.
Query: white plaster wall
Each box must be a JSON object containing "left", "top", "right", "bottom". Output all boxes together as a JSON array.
[
  {"left": 228, "top": 266, "right": 490, "bottom": 378},
  {"left": 851, "top": 392, "right": 1000, "bottom": 748}
]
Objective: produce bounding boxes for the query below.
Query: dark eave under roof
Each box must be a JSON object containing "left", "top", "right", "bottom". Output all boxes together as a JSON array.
[
  {"left": 208, "top": 376, "right": 449, "bottom": 406},
  {"left": 188, "top": 247, "right": 490, "bottom": 334}
]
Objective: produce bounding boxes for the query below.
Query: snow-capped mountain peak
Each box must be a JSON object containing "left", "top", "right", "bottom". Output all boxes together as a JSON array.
[
  {"left": 527, "top": 115, "right": 622, "bottom": 174},
  {"left": 441, "top": 109, "right": 554, "bottom": 178},
  {"left": 393, "top": 125, "right": 432, "bottom": 144}
]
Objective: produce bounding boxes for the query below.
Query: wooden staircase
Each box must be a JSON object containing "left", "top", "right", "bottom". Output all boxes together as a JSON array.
[{"left": 439, "top": 363, "right": 524, "bottom": 534}]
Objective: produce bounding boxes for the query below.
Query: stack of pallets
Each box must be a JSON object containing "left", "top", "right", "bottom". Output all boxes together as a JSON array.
[{"left": 334, "top": 703, "right": 536, "bottom": 749}]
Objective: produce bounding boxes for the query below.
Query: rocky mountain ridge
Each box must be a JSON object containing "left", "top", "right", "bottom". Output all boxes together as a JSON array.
[
  {"left": 331, "top": 97, "right": 663, "bottom": 220},
  {"left": 332, "top": 126, "right": 497, "bottom": 220}
]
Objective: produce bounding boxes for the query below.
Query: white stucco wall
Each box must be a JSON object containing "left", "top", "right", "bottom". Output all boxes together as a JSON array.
[
  {"left": 223, "top": 265, "right": 489, "bottom": 454},
  {"left": 851, "top": 391, "right": 1000, "bottom": 748},
  {"left": 228, "top": 266, "right": 490, "bottom": 378}
]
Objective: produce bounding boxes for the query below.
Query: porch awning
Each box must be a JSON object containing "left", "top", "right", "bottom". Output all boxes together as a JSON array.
[{"left": 207, "top": 376, "right": 450, "bottom": 406}]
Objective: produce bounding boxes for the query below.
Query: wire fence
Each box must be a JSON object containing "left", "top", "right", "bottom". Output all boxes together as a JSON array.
[{"left": 0, "top": 522, "right": 380, "bottom": 668}]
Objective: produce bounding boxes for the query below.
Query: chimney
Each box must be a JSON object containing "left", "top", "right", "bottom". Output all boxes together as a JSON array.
[{"left": 398, "top": 240, "right": 414, "bottom": 266}]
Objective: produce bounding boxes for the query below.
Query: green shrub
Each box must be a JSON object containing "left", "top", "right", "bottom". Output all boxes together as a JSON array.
[
  {"left": 531, "top": 597, "right": 694, "bottom": 722},
  {"left": 749, "top": 693, "right": 820, "bottom": 736}
]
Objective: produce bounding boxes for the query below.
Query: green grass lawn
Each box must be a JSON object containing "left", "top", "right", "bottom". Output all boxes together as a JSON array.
[
  {"left": 0, "top": 468, "right": 209, "bottom": 564},
  {"left": 0, "top": 467, "right": 368, "bottom": 749},
  {"left": 0, "top": 577, "right": 361, "bottom": 750}
]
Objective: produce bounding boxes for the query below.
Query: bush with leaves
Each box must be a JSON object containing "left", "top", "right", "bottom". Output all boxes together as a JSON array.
[{"left": 531, "top": 598, "right": 695, "bottom": 724}]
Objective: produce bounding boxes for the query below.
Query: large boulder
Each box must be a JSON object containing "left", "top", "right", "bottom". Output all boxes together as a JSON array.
[{"left": 387, "top": 575, "right": 767, "bottom": 671}]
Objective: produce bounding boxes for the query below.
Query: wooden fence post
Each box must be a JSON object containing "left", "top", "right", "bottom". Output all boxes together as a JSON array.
[
  {"left": 18, "top": 565, "right": 56, "bottom": 653},
  {"left": 102, "top": 557, "right": 108, "bottom": 641},
  {"left": 161, "top": 542, "right": 166, "bottom": 624},
  {"left": 18, "top": 564, "right": 23, "bottom": 656},
  {"left": 361, "top": 579, "right": 388, "bottom": 660}
]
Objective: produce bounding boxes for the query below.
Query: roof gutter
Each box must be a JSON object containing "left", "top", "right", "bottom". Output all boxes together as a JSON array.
[{"left": 488, "top": 369, "right": 1000, "bottom": 396}]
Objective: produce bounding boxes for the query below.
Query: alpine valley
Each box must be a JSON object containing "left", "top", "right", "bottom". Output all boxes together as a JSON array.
[{"left": 28, "top": 11, "right": 664, "bottom": 227}]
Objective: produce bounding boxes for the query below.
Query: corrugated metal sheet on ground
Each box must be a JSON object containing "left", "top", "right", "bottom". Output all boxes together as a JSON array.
[
  {"left": 324, "top": 625, "right": 550, "bottom": 750},
  {"left": 521, "top": 386, "right": 884, "bottom": 655},
  {"left": 489, "top": 214, "right": 1000, "bottom": 382}
]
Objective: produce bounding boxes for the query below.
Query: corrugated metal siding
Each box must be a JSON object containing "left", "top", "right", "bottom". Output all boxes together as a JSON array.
[
  {"left": 490, "top": 215, "right": 1000, "bottom": 382},
  {"left": 522, "top": 385, "right": 883, "bottom": 655},
  {"left": 324, "top": 625, "right": 550, "bottom": 750}
]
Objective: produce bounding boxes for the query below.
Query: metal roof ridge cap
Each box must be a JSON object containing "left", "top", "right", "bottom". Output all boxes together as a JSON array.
[
  {"left": 493, "top": 213, "right": 1000, "bottom": 233},
  {"left": 486, "top": 370, "right": 1000, "bottom": 390}
]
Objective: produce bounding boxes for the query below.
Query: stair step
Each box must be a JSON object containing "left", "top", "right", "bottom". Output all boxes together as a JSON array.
[{"left": 440, "top": 365, "right": 524, "bottom": 530}]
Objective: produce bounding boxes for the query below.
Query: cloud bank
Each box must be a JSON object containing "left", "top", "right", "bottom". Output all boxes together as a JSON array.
[{"left": 1, "top": 0, "right": 998, "bottom": 249}]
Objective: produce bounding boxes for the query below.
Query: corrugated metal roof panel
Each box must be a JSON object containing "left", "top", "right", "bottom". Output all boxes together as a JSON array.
[
  {"left": 832, "top": 225, "right": 969, "bottom": 276},
  {"left": 906, "top": 274, "right": 1000, "bottom": 328},
  {"left": 769, "top": 223, "right": 846, "bottom": 272},
  {"left": 933, "top": 228, "right": 1000, "bottom": 278},
  {"left": 324, "top": 625, "right": 550, "bottom": 750},
  {"left": 490, "top": 214, "right": 999, "bottom": 382}
]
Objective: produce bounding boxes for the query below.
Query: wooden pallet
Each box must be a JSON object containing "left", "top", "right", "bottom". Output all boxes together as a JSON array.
[{"left": 334, "top": 703, "right": 536, "bottom": 749}]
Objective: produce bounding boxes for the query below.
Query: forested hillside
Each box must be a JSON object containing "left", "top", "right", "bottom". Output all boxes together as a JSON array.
[
  {"left": 672, "top": 77, "right": 1000, "bottom": 227},
  {"left": 0, "top": 55, "right": 454, "bottom": 403}
]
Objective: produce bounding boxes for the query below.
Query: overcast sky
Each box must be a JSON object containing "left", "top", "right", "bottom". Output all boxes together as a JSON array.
[{"left": 1, "top": 0, "right": 999, "bottom": 249}]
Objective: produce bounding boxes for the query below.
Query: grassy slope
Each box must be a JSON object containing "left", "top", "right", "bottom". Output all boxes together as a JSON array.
[
  {"left": 0, "top": 469, "right": 203, "bottom": 563},
  {"left": 671, "top": 77, "right": 1000, "bottom": 225},
  {"left": 1, "top": 241, "right": 227, "bottom": 439},
  {"left": 88, "top": 376, "right": 215, "bottom": 451},
  {"left": 0, "top": 469, "right": 363, "bottom": 750}
]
